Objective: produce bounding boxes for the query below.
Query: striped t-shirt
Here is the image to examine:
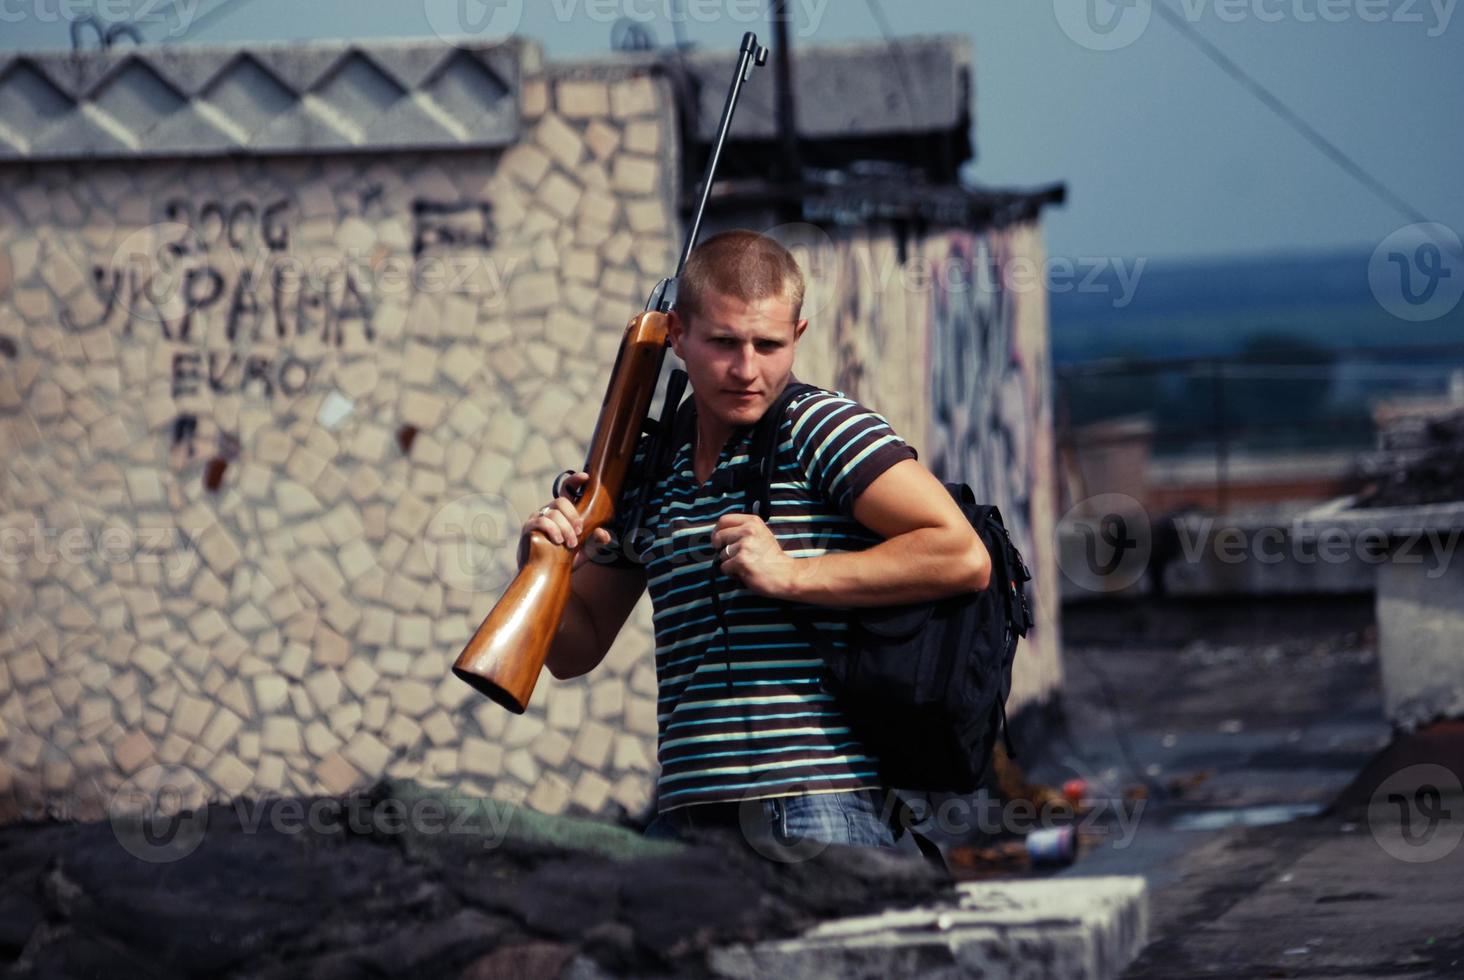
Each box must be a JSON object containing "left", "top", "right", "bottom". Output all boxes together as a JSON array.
[{"left": 603, "top": 378, "right": 919, "bottom": 812}]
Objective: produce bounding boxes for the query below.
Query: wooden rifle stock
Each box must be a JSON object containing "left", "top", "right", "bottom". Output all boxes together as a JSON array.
[{"left": 452, "top": 311, "right": 670, "bottom": 712}]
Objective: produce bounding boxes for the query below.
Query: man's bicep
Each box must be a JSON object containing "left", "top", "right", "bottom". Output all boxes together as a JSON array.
[
  {"left": 574, "top": 559, "right": 648, "bottom": 661},
  {"left": 851, "top": 458, "right": 966, "bottom": 539}
]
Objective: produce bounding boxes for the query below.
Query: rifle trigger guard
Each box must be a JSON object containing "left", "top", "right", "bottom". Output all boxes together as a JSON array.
[{"left": 551, "top": 469, "right": 578, "bottom": 500}]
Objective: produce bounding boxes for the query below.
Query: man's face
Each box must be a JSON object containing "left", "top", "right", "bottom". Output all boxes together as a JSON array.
[{"left": 670, "top": 288, "right": 808, "bottom": 432}]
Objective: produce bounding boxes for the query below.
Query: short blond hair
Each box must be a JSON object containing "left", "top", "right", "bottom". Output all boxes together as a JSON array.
[{"left": 678, "top": 230, "right": 805, "bottom": 328}]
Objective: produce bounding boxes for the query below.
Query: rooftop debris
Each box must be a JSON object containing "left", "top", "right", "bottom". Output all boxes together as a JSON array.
[{"left": 1351, "top": 406, "right": 1464, "bottom": 508}]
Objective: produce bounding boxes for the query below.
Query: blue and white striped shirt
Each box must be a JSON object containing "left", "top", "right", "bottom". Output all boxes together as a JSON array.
[{"left": 606, "top": 380, "right": 918, "bottom": 811}]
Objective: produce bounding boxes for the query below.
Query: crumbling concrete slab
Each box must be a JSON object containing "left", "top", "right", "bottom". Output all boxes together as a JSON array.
[
  {"left": 1375, "top": 554, "right": 1464, "bottom": 729},
  {"left": 1298, "top": 499, "right": 1464, "bottom": 729},
  {"left": 709, "top": 876, "right": 1147, "bottom": 980}
]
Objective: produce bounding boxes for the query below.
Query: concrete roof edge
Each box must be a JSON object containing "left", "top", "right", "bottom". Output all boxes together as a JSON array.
[{"left": 0, "top": 35, "right": 530, "bottom": 162}]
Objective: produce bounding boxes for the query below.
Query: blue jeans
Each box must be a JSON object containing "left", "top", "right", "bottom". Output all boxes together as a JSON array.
[{"left": 644, "top": 789, "right": 899, "bottom": 855}]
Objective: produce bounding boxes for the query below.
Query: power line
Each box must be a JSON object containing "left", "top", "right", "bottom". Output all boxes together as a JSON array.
[{"left": 1152, "top": 1, "right": 1432, "bottom": 228}]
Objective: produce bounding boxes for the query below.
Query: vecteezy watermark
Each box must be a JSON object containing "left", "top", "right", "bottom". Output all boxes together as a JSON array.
[
  {"left": 842, "top": 248, "right": 1147, "bottom": 310},
  {"left": 754, "top": 219, "right": 1145, "bottom": 313},
  {"left": 554, "top": 0, "right": 831, "bottom": 32},
  {"left": 1176, "top": 0, "right": 1458, "bottom": 35},
  {"left": 423, "top": 492, "right": 523, "bottom": 593},
  {"left": 1368, "top": 223, "right": 1464, "bottom": 322},
  {"left": 1173, "top": 519, "right": 1462, "bottom": 579},
  {"left": 0, "top": 0, "right": 200, "bottom": 37},
  {"left": 903, "top": 792, "right": 1146, "bottom": 844},
  {"left": 423, "top": 0, "right": 525, "bottom": 40},
  {"left": 227, "top": 792, "right": 518, "bottom": 847},
  {"left": 110, "top": 765, "right": 523, "bottom": 864},
  {"left": 423, "top": 0, "right": 832, "bottom": 41},
  {"left": 1055, "top": 0, "right": 1154, "bottom": 51},
  {"left": 1057, "top": 493, "right": 1154, "bottom": 593},
  {"left": 99, "top": 221, "right": 245, "bottom": 329},
  {"left": 1031, "top": 256, "right": 1148, "bottom": 308},
  {"left": 109, "top": 764, "right": 212, "bottom": 863},
  {"left": 1058, "top": 497, "right": 1464, "bottom": 594},
  {"left": 1368, "top": 763, "right": 1462, "bottom": 863},
  {"left": 0, "top": 518, "right": 198, "bottom": 579},
  {"left": 760, "top": 222, "right": 840, "bottom": 322},
  {"left": 1055, "top": 0, "right": 1456, "bottom": 50},
  {"left": 737, "top": 784, "right": 1148, "bottom": 864}
]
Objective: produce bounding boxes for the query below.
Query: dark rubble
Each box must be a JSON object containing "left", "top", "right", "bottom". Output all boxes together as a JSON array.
[
  {"left": 0, "top": 783, "right": 950, "bottom": 979},
  {"left": 1352, "top": 406, "right": 1464, "bottom": 508}
]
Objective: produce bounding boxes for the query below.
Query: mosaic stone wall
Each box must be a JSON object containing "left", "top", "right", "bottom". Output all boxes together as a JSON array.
[{"left": 0, "top": 58, "right": 676, "bottom": 822}]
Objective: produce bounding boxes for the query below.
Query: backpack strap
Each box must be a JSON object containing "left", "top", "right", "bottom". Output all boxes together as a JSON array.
[
  {"left": 740, "top": 387, "right": 956, "bottom": 876},
  {"left": 716, "top": 382, "right": 947, "bottom": 857},
  {"left": 983, "top": 505, "right": 1034, "bottom": 638},
  {"left": 706, "top": 381, "right": 818, "bottom": 692},
  {"left": 745, "top": 381, "right": 819, "bottom": 519},
  {"left": 875, "top": 791, "right": 950, "bottom": 876},
  {"left": 622, "top": 369, "right": 693, "bottom": 542},
  {"left": 973, "top": 504, "right": 1031, "bottom": 762}
]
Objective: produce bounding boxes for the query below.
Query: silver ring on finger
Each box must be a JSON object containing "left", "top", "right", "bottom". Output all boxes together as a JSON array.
[{"left": 538, "top": 505, "right": 553, "bottom": 517}]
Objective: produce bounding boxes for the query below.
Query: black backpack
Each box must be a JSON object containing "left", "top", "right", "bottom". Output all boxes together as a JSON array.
[{"left": 681, "top": 380, "right": 1035, "bottom": 796}]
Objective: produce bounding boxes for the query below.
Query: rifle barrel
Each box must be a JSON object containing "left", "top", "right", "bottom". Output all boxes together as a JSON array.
[{"left": 674, "top": 31, "right": 769, "bottom": 281}]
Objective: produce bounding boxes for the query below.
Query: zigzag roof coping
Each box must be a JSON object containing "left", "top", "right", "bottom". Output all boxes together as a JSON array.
[{"left": 0, "top": 36, "right": 527, "bottom": 161}]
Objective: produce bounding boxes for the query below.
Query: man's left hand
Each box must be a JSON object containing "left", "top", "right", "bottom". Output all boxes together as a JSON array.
[{"left": 711, "top": 514, "right": 798, "bottom": 597}]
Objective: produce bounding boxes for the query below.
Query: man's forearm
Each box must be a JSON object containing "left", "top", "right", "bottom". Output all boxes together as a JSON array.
[
  {"left": 785, "top": 527, "right": 984, "bottom": 607},
  {"left": 543, "top": 585, "right": 602, "bottom": 679}
]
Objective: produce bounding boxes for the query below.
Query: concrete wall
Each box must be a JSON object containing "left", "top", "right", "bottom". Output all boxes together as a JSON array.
[
  {"left": 925, "top": 224, "right": 1062, "bottom": 711},
  {"left": 0, "top": 41, "right": 676, "bottom": 821},
  {"left": 1376, "top": 551, "right": 1464, "bottom": 729},
  {"left": 1299, "top": 499, "right": 1464, "bottom": 729}
]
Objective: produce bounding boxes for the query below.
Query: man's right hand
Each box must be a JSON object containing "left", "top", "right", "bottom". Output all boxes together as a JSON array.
[{"left": 520, "top": 471, "right": 612, "bottom": 572}]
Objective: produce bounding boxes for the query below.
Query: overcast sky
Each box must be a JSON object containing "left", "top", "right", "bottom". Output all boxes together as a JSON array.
[{"left": 2, "top": 0, "right": 1461, "bottom": 265}]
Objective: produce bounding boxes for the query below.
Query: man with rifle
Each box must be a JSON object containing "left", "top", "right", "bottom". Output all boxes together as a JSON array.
[{"left": 519, "top": 229, "right": 993, "bottom": 851}]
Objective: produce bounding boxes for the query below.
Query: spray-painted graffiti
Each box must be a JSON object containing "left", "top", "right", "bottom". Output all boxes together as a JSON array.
[
  {"left": 831, "top": 246, "right": 867, "bottom": 398},
  {"left": 817, "top": 230, "right": 1038, "bottom": 559},
  {"left": 50, "top": 192, "right": 502, "bottom": 479},
  {"left": 413, "top": 200, "right": 496, "bottom": 256},
  {"left": 926, "top": 232, "right": 1037, "bottom": 568},
  {"left": 52, "top": 196, "right": 383, "bottom": 474},
  {"left": 66, "top": 262, "right": 377, "bottom": 351},
  {"left": 61, "top": 201, "right": 376, "bottom": 353},
  {"left": 170, "top": 350, "right": 315, "bottom": 400},
  {"left": 163, "top": 198, "right": 291, "bottom": 253},
  {"left": 805, "top": 229, "right": 1036, "bottom": 562}
]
